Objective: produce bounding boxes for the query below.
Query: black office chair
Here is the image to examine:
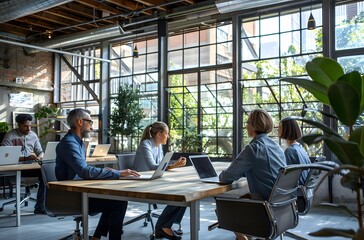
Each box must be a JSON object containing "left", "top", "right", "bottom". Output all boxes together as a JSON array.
[
  {"left": 117, "top": 153, "right": 160, "bottom": 233},
  {"left": 39, "top": 159, "right": 83, "bottom": 240},
  {"left": 0, "top": 174, "right": 39, "bottom": 213}
]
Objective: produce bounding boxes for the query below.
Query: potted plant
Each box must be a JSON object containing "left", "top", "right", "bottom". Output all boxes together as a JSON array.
[
  {"left": 35, "top": 104, "right": 60, "bottom": 137},
  {"left": 109, "top": 84, "right": 144, "bottom": 153},
  {"left": 0, "top": 122, "right": 9, "bottom": 143},
  {"left": 281, "top": 57, "right": 364, "bottom": 239}
]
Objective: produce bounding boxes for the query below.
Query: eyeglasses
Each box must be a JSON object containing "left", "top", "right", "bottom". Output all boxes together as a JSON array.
[{"left": 82, "top": 118, "right": 93, "bottom": 125}]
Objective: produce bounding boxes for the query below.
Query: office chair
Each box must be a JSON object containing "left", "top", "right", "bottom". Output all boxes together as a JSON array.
[
  {"left": 39, "top": 159, "right": 83, "bottom": 240},
  {"left": 117, "top": 153, "right": 160, "bottom": 233},
  {"left": 285, "top": 157, "right": 334, "bottom": 240},
  {"left": 0, "top": 175, "right": 39, "bottom": 214},
  {"left": 209, "top": 163, "right": 335, "bottom": 240}
]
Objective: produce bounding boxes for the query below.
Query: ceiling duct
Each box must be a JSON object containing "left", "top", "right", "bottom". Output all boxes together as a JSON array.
[
  {"left": 0, "top": 0, "right": 73, "bottom": 23},
  {"left": 215, "top": 0, "right": 295, "bottom": 13}
]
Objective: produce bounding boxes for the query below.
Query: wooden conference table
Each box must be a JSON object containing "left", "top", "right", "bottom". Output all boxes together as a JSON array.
[
  {"left": 48, "top": 162, "right": 247, "bottom": 240},
  {"left": 0, "top": 154, "right": 117, "bottom": 227}
]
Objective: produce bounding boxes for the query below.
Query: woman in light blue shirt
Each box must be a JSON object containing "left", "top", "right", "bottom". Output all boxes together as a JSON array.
[
  {"left": 133, "top": 122, "right": 187, "bottom": 240},
  {"left": 219, "top": 109, "right": 286, "bottom": 240},
  {"left": 278, "top": 118, "right": 311, "bottom": 185}
]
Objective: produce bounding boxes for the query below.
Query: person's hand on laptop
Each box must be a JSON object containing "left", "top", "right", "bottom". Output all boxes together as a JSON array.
[
  {"left": 167, "top": 156, "right": 186, "bottom": 170},
  {"left": 119, "top": 169, "right": 140, "bottom": 178}
]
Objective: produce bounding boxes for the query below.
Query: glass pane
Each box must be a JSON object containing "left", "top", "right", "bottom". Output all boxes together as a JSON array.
[
  {"left": 184, "top": 48, "right": 199, "bottom": 69},
  {"left": 217, "top": 68, "right": 233, "bottom": 82},
  {"left": 169, "top": 74, "right": 183, "bottom": 87},
  {"left": 217, "top": 24, "right": 232, "bottom": 42},
  {"left": 184, "top": 31, "right": 199, "bottom": 48},
  {"left": 147, "top": 38, "right": 158, "bottom": 52},
  {"left": 217, "top": 42, "right": 232, "bottom": 64},
  {"left": 261, "top": 35, "right": 279, "bottom": 58},
  {"left": 185, "top": 72, "right": 198, "bottom": 86},
  {"left": 201, "top": 70, "right": 215, "bottom": 85},
  {"left": 261, "top": 15, "right": 279, "bottom": 35},
  {"left": 280, "top": 31, "right": 301, "bottom": 56},
  {"left": 242, "top": 37, "right": 259, "bottom": 61},
  {"left": 335, "top": 2, "right": 364, "bottom": 50},
  {"left": 168, "top": 34, "right": 183, "bottom": 50},
  {"left": 119, "top": 57, "right": 133, "bottom": 76},
  {"left": 168, "top": 50, "right": 182, "bottom": 70},
  {"left": 200, "top": 45, "right": 216, "bottom": 66},
  {"left": 302, "top": 28, "right": 322, "bottom": 53},
  {"left": 280, "top": 12, "right": 300, "bottom": 32},
  {"left": 338, "top": 55, "right": 364, "bottom": 73},
  {"left": 133, "top": 55, "right": 146, "bottom": 74},
  {"left": 242, "top": 18, "right": 259, "bottom": 37},
  {"left": 200, "top": 28, "right": 216, "bottom": 45},
  {"left": 147, "top": 53, "right": 158, "bottom": 72}
]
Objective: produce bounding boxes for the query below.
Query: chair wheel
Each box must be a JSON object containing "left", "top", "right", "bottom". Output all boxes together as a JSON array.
[
  {"left": 149, "top": 234, "right": 155, "bottom": 240},
  {"left": 13, "top": 210, "right": 17, "bottom": 214},
  {"left": 0, "top": 207, "right": 3, "bottom": 212},
  {"left": 143, "top": 222, "right": 148, "bottom": 227}
]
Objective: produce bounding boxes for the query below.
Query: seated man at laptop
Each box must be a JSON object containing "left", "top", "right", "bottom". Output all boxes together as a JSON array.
[
  {"left": 218, "top": 109, "right": 286, "bottom": 240},
  {"left": 133, "top": 121, "right": 186, "bottom": 240},
  {"left": 56, "top": 108, "right": 139, "bottom": 240},
  {"left": 1, "top": 113, "right": 45, "bottom": 214}
]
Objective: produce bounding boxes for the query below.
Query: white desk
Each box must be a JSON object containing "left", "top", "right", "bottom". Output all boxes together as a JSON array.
[{"left": 49, "top": 162, "right": 247, "bottom": 240}]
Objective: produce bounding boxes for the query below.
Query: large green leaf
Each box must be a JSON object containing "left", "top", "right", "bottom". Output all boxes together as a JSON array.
[
  {"left": 285, "top": 116, "right": 341, "bottom": 138},
  {"left": 306, "top": 57, "right": 344, "bottom": 87},
  {"left": 280, "top": 78, "right": 330, "bottom": 105},
  {"left": 337, "top": 71, "right": 364, "bottom": 113},
  {"left": 323, "top": 136, "right": 364, "bottom": 167},
  {"left": 301, "top": 134, "right": 325, "bottom": 145},
  {"left": 349, "top": 127, "right": 364, "bottom": 157},
  {"left": 328, "top": 81, "right": 361, "bottom": 127}
]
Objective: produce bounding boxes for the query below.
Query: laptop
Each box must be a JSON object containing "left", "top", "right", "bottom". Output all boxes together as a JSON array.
[
  {"left": 189, "top": 155, "right": 222, "bottom": 184},
  {"left": 43, "top": 142, "right": 59, "bottom": 160},
  {"left": 89, "top": 144, "right": 111, "bottom": 157},
  {"left": 120, "top": 152, "right": 174, "bottom": 180},
  {"left": 0, "top": 146, "right": 22, "bottom": 165}
]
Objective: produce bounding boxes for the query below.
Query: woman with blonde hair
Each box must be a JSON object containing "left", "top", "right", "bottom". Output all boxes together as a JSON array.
[
  {"left": 133, "top": 121, "right": 186, "bottom": 240},
  {"left": 219, "top": 109, "right": 286, "bottom": 240}
]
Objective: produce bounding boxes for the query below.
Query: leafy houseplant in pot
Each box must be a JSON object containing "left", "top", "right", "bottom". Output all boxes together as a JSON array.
[
  {"left": 281, "top": 57, "right": 364, "bottom": 239},
  {"left": 35, "top": 104, "right": 60, "bottom": 138},
  {"left": 109, "top": 84, "right": 144, "bottom": 153}
]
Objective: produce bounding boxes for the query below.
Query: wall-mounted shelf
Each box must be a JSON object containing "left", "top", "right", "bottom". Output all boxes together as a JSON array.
[{"left": 0, "top": 81, "right": 53, "bottom": 92}]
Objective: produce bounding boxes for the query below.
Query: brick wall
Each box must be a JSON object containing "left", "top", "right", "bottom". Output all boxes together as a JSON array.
[{"left": 0, "top": 43, "right": 54, "bottom": 135}]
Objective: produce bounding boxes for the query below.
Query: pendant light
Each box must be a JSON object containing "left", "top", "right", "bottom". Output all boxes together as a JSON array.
[
  {"left": 307, "top": 1, "right": 316, "bottom": 30},
  {"left": 133, "top": 44, "right": 139, "bottom": 58}
]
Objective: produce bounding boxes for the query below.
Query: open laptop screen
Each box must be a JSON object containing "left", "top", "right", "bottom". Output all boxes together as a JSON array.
[{"left": 189, "top": 155, "right": 218, "bottom": 179}]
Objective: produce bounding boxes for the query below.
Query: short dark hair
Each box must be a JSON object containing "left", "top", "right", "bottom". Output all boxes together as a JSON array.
[
  {"left": 15, "top": 114, "right": 33, "bottom": 124},
  {"left": 248, "top": 109, "right": 273, "bottom": 134},
  {"left": 279, "top": 118, "right": 302, "bottom": 140}
]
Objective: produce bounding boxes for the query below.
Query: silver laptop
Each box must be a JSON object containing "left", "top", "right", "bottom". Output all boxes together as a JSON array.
[
  {"left": 0, "top": 146, "right": 22, "bottom": 165},
  {"left": 189, "top": 155, "right": 222, "bottom": 184},
  {"left": 89, "top": 144, "right": 111, "bottom": 157},
  {"left": 43, "top": 142, "right": 59, "bottom": 160},
  {"left": 120, "top": 152, "right": 174, "bottom": 180}
]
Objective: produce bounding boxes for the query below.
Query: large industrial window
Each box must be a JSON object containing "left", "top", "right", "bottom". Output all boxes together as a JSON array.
[
  {"left": 110, "top": 38, "right": 159, "bottom": 151},
  {"left": 167, "top": 24, "right": 234, "bottom": 157},
  {"left": 240, "top": 6, "right": 324, "bottom": 156}
]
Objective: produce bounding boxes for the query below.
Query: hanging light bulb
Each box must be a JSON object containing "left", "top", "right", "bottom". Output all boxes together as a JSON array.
[
  {"left": 133, "top": 44, "right": 139, "bottom": 58},
  {"left": 307, "top": 1, "right": 316, "bottom": 30}
]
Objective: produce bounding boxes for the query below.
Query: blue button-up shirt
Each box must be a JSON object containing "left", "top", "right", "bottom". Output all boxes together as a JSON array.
[
  {"left": 219, "top": 133, "right": 286, "bottom": 200},
  {"left": 55, "top": 130, "right": 119, "bottom": 181}
]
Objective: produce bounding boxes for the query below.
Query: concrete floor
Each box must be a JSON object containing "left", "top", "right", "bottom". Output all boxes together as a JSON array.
[{"left": 0, "top": 190, "right": 359, "bottom": 240}]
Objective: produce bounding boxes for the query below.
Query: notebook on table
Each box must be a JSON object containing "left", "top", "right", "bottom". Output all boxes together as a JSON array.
[
  {"left": 120, "top": 151, "right": 174, "bottom": 180},
  {"left": 0, "top": 146, "right": 22, "bottom": 165},
  {"left": 43, "top": 142, "right": 59, "bottom": 160},
  {"left": 189, "top": 155, "right": 223, "bottom": 184},
  {"left": 89, "top": 144, "right": 111, "bottom": 157}
]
